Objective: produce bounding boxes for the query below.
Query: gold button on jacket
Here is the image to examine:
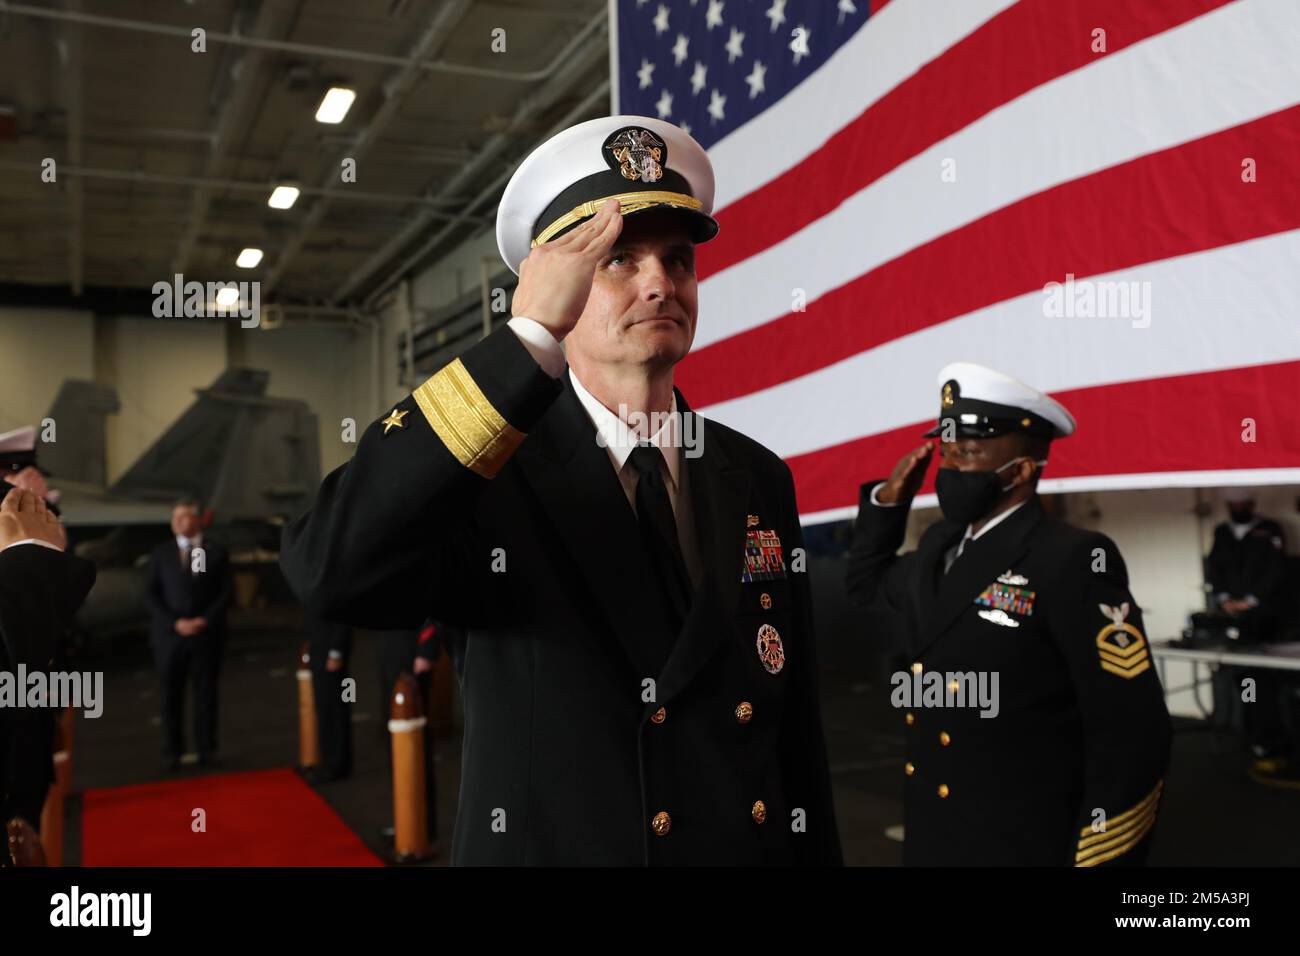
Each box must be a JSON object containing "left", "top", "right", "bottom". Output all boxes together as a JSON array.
[
  {"left": 651, "top": 811, "right": 671, "bottom": 836},
  {"left": 751, "top": 800, "right": 767, "bottom": 824}
]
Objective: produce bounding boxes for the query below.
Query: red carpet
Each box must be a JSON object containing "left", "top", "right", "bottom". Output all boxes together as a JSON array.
[{"left": 81, "top": 767, "right": 384, "bottom": 866}]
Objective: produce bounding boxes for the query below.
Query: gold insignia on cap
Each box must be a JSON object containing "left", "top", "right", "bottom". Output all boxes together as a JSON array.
[
  {"left": 381, "top": 408, "right": 409, "bottom": 435},
  {"left": 607, "top": 128, "right": 665, "bottom": 183},
  {"left": 941, "top": 382, "right": 955, "bottom": 409},
  {"left": 1021, "top": 417, "right": 1031, "bottom": 427}
]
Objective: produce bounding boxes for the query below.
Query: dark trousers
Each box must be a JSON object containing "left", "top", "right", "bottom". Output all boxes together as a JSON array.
[
  {"left": 1244, "top": 670, "right": 1300, "bottom": 758},
  {"left": 154, "top": 633, "right": 222, "bottom": 757},
  {"left": 377, "top": 637, "right": 437, "bottom": 836},
  {"left": 310, "top": 654, "right": 353, "bottom": 777}
]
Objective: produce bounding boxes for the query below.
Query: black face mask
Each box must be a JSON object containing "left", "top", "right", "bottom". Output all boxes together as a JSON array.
[
  {"left": 934, "top": 457, "right": 1036, "bottom": 526},
  {"left": 1228, "top": 505, "right": 1255, "bottom": 524}
]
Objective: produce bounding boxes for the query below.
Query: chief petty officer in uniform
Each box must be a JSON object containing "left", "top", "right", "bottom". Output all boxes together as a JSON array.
[
  {"left": 845, "top": 364, "right": 1171, "bottom": 866},
  {"left": 280, "top": 116, "right": 841, "bottom": 866}
]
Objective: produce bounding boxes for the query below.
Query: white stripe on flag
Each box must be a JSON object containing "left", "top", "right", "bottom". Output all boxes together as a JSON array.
[
  {"left": 709, "top": 0, "right": 1020, "bottom": 210},
  {"left": 700, "top": 229, "right": 1300, "bottom": 459},
  {"left": 696, "top": 0, "right": 1300, "bottom": 350},
  {"left": 805, "top": 469, "right": 1300, "bottom": 526}
]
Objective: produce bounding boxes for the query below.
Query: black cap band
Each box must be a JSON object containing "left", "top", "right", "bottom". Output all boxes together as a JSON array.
[{"left": 923, "top": 396, "right": 1056, "bottom": 439}]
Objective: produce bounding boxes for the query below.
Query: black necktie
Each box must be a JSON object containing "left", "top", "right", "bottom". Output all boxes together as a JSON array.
[{"left": 629, "top": 443, "right": 693, "bottom": 633}]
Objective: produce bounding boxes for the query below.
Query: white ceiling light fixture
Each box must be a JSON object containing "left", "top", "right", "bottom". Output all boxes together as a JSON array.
[
  {"left": 214, "top": 287, "right": 241, "bottom": 308},
  {"left": 315, "top": 87, "right": 356, "bottom": 124},
  {"left": 236, "top": 248, "right": 264, "bottom": 269},
  {"left": 268, "top": 185, "right": 300, "bottom": 209}
]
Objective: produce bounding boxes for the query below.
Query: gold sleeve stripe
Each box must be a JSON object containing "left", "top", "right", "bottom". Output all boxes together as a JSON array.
[
  {"left": 1077, "top": 780, "right": 1163, "bottom": 837},
  {"left": 1076, "top": 801, "right": 1158, "bottom": 853},
  {"left": 1075, "top": 809, "right": 1157, "bottom": 866},
  {"left": 412, "top": 358, "right": 525, "bottom": 480}
]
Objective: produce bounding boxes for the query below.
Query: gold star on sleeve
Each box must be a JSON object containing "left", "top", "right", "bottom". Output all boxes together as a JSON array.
[{"left": 381, "top": 408, "right": 409, "bottom": 434}]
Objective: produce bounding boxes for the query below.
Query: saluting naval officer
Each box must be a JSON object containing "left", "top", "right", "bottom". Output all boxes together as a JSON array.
[
  {"left": 280, "top": 116, "right": 841, "bottom": 866},
  {"left": 845, "top": 364, "right": 1171, "bottom": 866}
]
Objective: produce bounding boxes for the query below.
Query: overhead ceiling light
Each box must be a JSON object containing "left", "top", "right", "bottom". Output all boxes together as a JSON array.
[
  {"left": 236, "top": 248, "right": 263, "bottom": 269},
  {"left": 268, "top": 185, "right": 300, "bottom": 209},
  {"left": 215, "top": 287, "right": 241, "bottom": 307},
  {"left": 315, "top": 87, "right": 356, "bottom": 124}
]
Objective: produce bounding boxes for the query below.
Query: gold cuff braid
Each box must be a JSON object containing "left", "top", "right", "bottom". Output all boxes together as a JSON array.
[{"left": 412, "top": 358, "right": 524, "bottom": 479}]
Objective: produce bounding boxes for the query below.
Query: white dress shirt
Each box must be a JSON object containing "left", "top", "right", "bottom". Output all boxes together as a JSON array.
[
  {"left": 508, "top": 316, "right": 704, "bottom": 588},
  {"left": 0, "top": 538, "right": 62, "bottom": 554}
]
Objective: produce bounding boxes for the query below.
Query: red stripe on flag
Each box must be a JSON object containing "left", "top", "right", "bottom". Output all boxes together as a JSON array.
[
  {"left": 787, "top": 361, "right": 1300, "bottom": 517},
  {"left": 698, "top": 0, "right": 1233, "bottom": 280},
  {"left": 679, "top": 105, "right": 1300, "bottom": 407}
]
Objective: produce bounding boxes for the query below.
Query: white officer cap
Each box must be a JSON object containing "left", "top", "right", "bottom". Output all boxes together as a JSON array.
[
  {"left": 0, "top": 425, "right": 49, "bottom": 478},
  {"left": 923, "top": 362, "right": 1076, "bottom": 440},
  {"left": 0, "top": 426, "right": 36, "bottom": 455},
  {"left": 496, "top": 115, "right": 719, "bottom": 275}
]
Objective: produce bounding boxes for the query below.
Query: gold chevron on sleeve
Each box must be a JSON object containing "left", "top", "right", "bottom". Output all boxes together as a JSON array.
[
  {"left": 412, "top": 358, "right": 525, "bottom": 479},
  {"left": 1075, "top": 781, "right": 1163, "bottom": 866},
  {"left": 1096, "top": 621, "right": 1150, "bottom": 678}
]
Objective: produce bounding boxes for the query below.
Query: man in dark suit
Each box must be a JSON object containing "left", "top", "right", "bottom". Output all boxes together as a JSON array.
[
  {"left": 1206, "top": 489, "right": 1288, "bottom": 640},
  {"left": 281, "top": 116, "right": 841, "bottom": 866},
  {"left": 0, "top": 486, "right": 95, "bottom": 854},
  {"left": 305, "top": 613, "right": 353, "bottom": 783},
  {"left": 144, "top": 498, "right": 233, "bottom": 770},
  {"left": 1204, "top": 490, "right": 1300, "bottom": 785},
  {"left": 846, "top": 363, "right": 1171, "bottom": 866}
]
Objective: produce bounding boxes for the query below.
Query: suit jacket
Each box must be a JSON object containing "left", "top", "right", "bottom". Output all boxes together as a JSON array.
[
  {"left": 144, "top": 538, "right": 234, "bottom": 645},
  {"left": 0, "top": 543, "right": 96, "bottom": 825},
  {"left": 280, "top": 324, "right": 841, "bottom": 866},
  {"left": 1206, "top": 518, "right": 1287, "bottom": 612},
  {"left": 846, "top": 484, "right": 1171, "bottom": 866}
]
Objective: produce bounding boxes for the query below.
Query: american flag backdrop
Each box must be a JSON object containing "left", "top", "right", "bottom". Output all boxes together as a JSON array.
[{"left": 611, "top": 0, "right": 1300, "bottom": 524}]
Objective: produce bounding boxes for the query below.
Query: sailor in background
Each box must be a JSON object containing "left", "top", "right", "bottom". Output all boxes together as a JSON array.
[
  {"left": 1206, "top": 489, "right": 1300, "bottom": 786},
  {"left": 846, "top": 363, "right": 1171, "bottom": 865}
]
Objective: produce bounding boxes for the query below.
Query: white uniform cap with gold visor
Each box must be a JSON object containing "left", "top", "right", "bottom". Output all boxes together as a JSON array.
[
  {"left": 922, "top": 362, "right": 1077, "bottom": 441},
  {"left": 496, "top": 115, "right": 719, "bottom": 276}
]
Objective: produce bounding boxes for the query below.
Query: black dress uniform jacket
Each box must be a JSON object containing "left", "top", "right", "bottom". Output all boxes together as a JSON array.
[
  {"left": 846, "top": 484, "right": 1171, "bottom": 866},
  {"left": 1206, "top": 518, "right": 1287, "bottom": 629},
  {"left": 0, "top": 544, "right": 95, "bottom": 828},
  {"left": 280, "top": 325, "right": 841, "bottom": 866}
]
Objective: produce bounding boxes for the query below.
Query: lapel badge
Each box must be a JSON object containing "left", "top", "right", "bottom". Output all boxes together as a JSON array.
[
  {"left": 747, "top": 514, "right": 759, "bottom": 528},
  {"left": 605, "top": 127, "right": 665, "bottom": 183},
  {"left": 996, "top": 570, "right": 1028, "bottom": 586},
  {"left": 756, "top": 623, "right": 785, "bottom": 674},
  {"left": 978, "top": 608, "right": 1020, "bottom": 628},
  {"left": 1095, "top": 602, "right": 1150, "bottom": 678},
  {"left": 381, "top": 407, "right": 409, "bottom": 435}
]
